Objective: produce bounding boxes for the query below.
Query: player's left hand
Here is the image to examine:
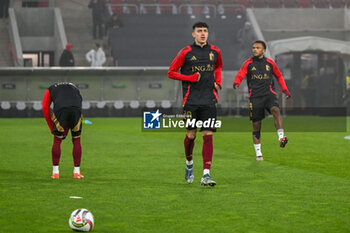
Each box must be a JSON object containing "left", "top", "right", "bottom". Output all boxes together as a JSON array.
[{"left": 214, "top": 83, "right": 221, "bottom": 91}]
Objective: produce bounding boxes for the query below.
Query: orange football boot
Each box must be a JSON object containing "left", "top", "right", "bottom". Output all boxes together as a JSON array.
[
  {"left": 74, "top": 173, "right": 84, "bottom": 179},
  {"left": 51, "top": 173, "right": 59, "bottom": 179}
]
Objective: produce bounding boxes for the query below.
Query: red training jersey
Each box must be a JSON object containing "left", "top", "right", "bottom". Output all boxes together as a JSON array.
[
  {"left": 168, "top": 43, "right": 223, "bottom": 106},
  {"left": 234, "top": 56, "right": 290, "bottom": 98}
]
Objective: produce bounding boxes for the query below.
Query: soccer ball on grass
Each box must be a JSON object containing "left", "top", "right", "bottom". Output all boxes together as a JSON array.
[{"left": 69, "top": 208, "right": 94, "bottom": 232}]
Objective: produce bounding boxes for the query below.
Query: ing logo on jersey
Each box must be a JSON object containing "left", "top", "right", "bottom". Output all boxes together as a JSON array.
[
  {"left": 191, "top": 64, "right": 214, "bottom": 72},
  {"left": 252, "top": 67, "right": 257, "bottom": 71},
  {"left": 209, "top": 52, "right": 214, "bottom": 61},
  {"left": 266, "top": 65, "right": 270, "bottom": 71},
  {"left": 191, "top": 56, "right": 197, "bottom": 61}
]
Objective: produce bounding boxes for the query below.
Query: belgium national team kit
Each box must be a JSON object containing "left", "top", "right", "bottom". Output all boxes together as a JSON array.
[
  {"left": 168, "top": 42, "right": 223, "bottom": 131},
  {"left": 42, "top": 82, "right": 83, "bottom": 137},
  {"left": 234, "top": 56, "right": 291, "bottom": 122}
]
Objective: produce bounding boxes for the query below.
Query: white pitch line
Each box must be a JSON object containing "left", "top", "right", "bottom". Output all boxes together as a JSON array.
[
  {"left": 69, "top": 196, "right": 83, "bottom": 199},
  {"left": 344, "top": 136, "right": 350, "bottom": 140}
]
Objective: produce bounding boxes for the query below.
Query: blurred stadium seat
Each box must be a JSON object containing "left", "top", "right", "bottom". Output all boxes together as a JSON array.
[
  {"left": 267, "top": 0, "right": 283, "bottom": 8},
  {"left": 37, "top": 1, "right": 48, "bottom": 7},
  {"left": 297, "top": 0, "right": 312, "bottom": 8},
  {"left": 114, "top": 101, "right": 125, "bottom": 109},
  {"left": 236, "top": 0, "right": 250, "bottom": 8},
  {"left": 283, "top": 0, "right": 296, "bottom": 7},
  {"left": 125, "top": 0, "right": 139, "bottom": 4},
  {"left": 145, "top": 100, "right": 156, "bottom": 108},
  {"left": 344, "top": 0, "right": 350, "bottom": 7},
  {"left": 16, "top": 101, "right": 26, "bottom": 110},
  {"left": 158, "top": 0, "right": 174, "bottom": 14},
  {"left": 329, "top": 0, "right": 345, "bottom": 8},
  {"left": 110, "top": 0, "right": 123, "bottom": 14},
  {"left": 82, "top": 101, "right": 91, "bottom": 110},
  {"left": 1, "top": 101, "right": 11, "bottom": 110},
  {"left": 33, "top": 101, "right": 42, "bottom": 111},
  {"left": 97, "top": 101, "right": 107, "bottom": 109},
  {"left": 314, "top": 0, "right": 330, "bottom": 8},
  {"left": 251, "top": 0, "right": 267, "bottom": 8},
  {"left": 161, "top": 100, "right": 172, "bottom": 108},
  {"left": 130, "top": 100, "right": 140, "bottom": 109}
]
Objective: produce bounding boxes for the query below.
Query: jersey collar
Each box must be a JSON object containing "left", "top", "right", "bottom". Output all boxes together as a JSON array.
[
  {"left": 253, "top": 56, "right": 265, "bottom": 61},
  {"left": 193, "top": 42, "right": 209, "bottom": 48}
]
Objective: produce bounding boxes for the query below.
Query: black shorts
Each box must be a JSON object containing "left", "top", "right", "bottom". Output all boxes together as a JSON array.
[
  {"left": 52, "top": 107, "right": 83, "bottom": 137},
  {"left": 249, "top": 94, "right": 279, "bottom": 122},
  {"left": 183, "top": 104, "right": 217, "bottom": 132}
]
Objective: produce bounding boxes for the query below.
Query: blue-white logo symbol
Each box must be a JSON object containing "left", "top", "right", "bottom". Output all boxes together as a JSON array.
[{"left": 143, "top": 109, "right": 162, "bottom": 129}]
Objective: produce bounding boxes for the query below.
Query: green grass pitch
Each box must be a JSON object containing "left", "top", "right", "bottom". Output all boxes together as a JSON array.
[{"left": 1, "top": 117, "right": 350, "bottom": 233}]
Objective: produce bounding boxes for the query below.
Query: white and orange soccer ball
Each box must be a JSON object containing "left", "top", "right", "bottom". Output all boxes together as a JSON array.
[{"left": 69, "top": 208, "right": 94, "bottom": 232}]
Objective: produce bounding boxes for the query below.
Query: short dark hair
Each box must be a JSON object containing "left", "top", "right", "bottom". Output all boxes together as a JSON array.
[
  {"left": 253, "top": 40, "right": 266, "bottom": 49},
  {"left": 192, "top": 22, "right": 209, "bottom": 30},
  {"left": 94, "top": 42, "right": 100, "bottom": 48}
]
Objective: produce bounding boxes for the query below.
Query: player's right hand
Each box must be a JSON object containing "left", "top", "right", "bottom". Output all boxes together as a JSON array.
[
  {"left": 283, "top": 90, "right": 291, "bottom": 99},
  {"left": 233, "top": 82, "right": 239, "bottom": 89},
  {"left": 196, "top": 72, "right": 201, "bottom": 82}
]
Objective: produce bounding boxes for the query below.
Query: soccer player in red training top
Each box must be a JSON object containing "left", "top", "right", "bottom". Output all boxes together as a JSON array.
[
  {"left": 233, "top": 40, "right": 291, "bottom": 161},
  {"left": 168, "top": 22, "right": 223, "bottom": 186},
  {"left": 42, "top": 82, "right": 84, "bottom": 179}
]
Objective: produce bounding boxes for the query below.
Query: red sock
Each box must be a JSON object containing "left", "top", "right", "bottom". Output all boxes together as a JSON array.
[
  {"left": 202, "top": 135, "right": 213, "bottom": 170},
  {"left": 72, "top": 137, "right": 82, "bottom": 167},
  {"left": 52, "top": 137, "right": 62, "bottom": 166},
  {"left": 184, "top": 135, "right": 195, "bottom": 161}
]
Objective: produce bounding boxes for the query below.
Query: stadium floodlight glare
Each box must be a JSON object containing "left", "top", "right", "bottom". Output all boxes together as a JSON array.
[
  {"left": 130, "top": 100, "right": 140, "bottom": 109},
  {"left": 16, "top": 101, "right": 26, "bottom": 111},
  {"left": 96, "top": 101, "right": 106, "bottom": 109},
  {"left": 82, "top": 101, "right": 91, "bottom": 110},
  {"left": 1, "top": 101, "right": 11, "bottom": 110},
  {"left": 113, "top": 101, "right": 124, "bottom": 109},
  {"left": 145, "top": 100, "right": 156, "bottom": 108},
  {"left": 161, "top": 100, "right": 171, "bottom": 109},
  {"left": 33, "top": 101, "right": 42, "bottom": 111}
]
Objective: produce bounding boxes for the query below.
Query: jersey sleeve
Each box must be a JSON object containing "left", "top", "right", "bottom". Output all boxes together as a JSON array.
[
  {"left": 42, "top": 89, "right": 53, "bottom": 133},
  {"left": 268, "top": 58, "right": 291, "bottom": 96},
  {"left": 233, "top": 59, "right": 250, "bottom": 88},
  {"left": 213, "top": 47, "right": 223, "bottom": 89},
  {"left": 167, "top": 47, "right": 199, "bottom": 82}
]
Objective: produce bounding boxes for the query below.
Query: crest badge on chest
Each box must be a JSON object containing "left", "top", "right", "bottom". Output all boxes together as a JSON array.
[{"left": 209, "top": 52, "right": 214, "bottom": 61}]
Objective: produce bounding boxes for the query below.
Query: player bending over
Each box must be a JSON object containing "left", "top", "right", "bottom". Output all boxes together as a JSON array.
[
  {"left": 42, "top": 82, "right": 84, "bottom": 179},
  {"left": 233, "top": 40, "right": 291, "bottom": 161}
]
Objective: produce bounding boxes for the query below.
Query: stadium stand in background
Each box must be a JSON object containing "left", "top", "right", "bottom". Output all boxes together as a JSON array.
[
  {"left": 1, "top": 0, "right": 350, "bottom": 117},
  {"left": 2, "top": 0, "right": 350, "bottom": 67}
]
